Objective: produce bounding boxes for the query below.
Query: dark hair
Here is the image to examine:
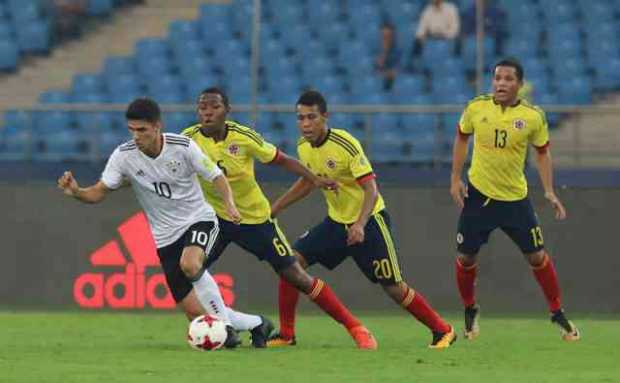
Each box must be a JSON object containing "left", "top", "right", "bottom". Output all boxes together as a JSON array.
[
  {"left": 200, "top": 87, "right": 230, "bottom": 108},
  {"left": 296, "top": 90, "right": 327, "bottom": 113},
  {"left": 125, "top": 97, "right": 161, "bottom": 122},
  {"left": 494, "top": 57, "right": 524, "bottom": 82}
]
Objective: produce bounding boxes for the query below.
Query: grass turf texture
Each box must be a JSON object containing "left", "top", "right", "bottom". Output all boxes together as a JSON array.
[{"left": 1, "top": 312, "right": 618, "bottom": 383}]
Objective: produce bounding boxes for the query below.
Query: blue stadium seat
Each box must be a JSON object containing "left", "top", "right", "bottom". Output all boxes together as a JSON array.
[
  {"left": 391, "top": 74, "right": 426, "bottom": 97},
  {"left": 0, "top": 22, "right": 13, "bottom": 39},
  {"left": 593, "top": 57, "right": 620, "bottom": 91},
  {"left": 3, "top": 110, "right": 33, "bottom": 134},
  {"left": 349, "top": 77, "right": 384, "bottom": 97},
  {"left": 0, "top": 128, "right": 31, "bottom": 160},
  {"left": 556, "top": 76, "right": 592, "bottom": 104},
  {"left": 171, "top": 38, "right": 205, "bottom": 60},
  {"left": 580, "top": 1, "right": 615, "bottom": 23},
  {"left": 75, "top": 111, "right": 116, "bottom": 133},
  {"left": 401, "top": 113, "right": 440, "bottom": 135},
  {"left": 421, "top": 40, "right": 455, "bottom": 70},
  {"left": 136, "top": 56, "right": 172, "bottom": 81},
  {"left": 268, "top": 75, "right": 301, "bottom": 104},
  {"left": 98, "top": 129, "right": 130, "bottom": 158},
  {"left": 9, "top": 1, "right": 40, "bottom": 22},
  {"left": 0, "top": 39, "right": 18, "bottom": 70},
  {"left": 87, "top": 0, "right": 113, "bottom": 16},
  {"left": 505, "top": 37, "right": 539, "bottom": 59},
  {"left": 550, "top": 57, "right": 586, "bottom": 79},
  {"left": 15, "top": 20, "right": 50, "bottom": 53},
  {"left": 306, "top": 2, "right": 340, "bottom": 28},
  {"left": 106, "top": 73, "right": 142, "bottom": 95},
  {"left": 184, "top": 73, "right": 221, "bottom": 101},
  {"left": 430, "top": 56, "right": 464, "bottom": 78},
  {"left": 462, "top": 36, "right": 495, "bottom": 72},
  {"left": 38, "top": 90, "right": 70, "bottom": 104},
  {"left": 70, "top": 91, "right": 108, "bottom": 103},
  {"left": 149, "top": 77, "right": 185, "bottom": 103},
  {"left": 103, "top": 56, "right": 136, "bottom": 77},
  {"left": 540, "top": 0, "right": 576, "bottom": 24},
  {"left": 168, "top": 20, "right": 200, "bottom": 45},
  {"left": 351, "top": 92, "right": 391, "bottom": 105},
  {"left": 35, "top": 111, "right": 74, "bottom": 133},
  {"left": 72, "top": 73, "right": 105, "bottom": 95},
  {"left": 135, "top": 38, "right": 170, "bottom": 62},
  {"left": 163, "top": 112, "right": 195, "bottom": 133}
]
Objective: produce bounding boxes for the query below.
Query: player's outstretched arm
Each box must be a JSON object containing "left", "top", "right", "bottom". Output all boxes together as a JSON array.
[
  {"left": 272, "top": 151, "right": 338, "bottom": 192},
  {"left": 57, "top": 171, "right": 111, "bottom": 204},
  {"left": 212, "top": 174, "right": 242, "bottom": 224},
  {"left": 450, "top": 133, "right": 470, "bottom": 208},
  {"left": 271, "top": 177, "right": 315, "bottom": 218},
  {"left": 533, "top": 148, "right": 567, "bottom": 220}
]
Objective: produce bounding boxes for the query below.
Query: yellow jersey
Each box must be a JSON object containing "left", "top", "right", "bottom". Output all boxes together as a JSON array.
[
  {"left": 182, "top": 121, "right": 278, "bottom": 224},
  {"left": 297, "top": 128, "right": 385, "bottom": 224},
  {"left": 459, "top": 94, "right": 549, "bottom": 201}
]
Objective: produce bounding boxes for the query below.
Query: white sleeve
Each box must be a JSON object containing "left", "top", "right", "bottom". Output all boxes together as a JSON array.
[
  {"left": 187, "top": 139, "right": 223, "bottom": 182},
  {"left": 446, "top": 4, "right": 460, "bottom": 39},
  {"left": 100, "top": 148, "right": 125, "bottom": 190},
  {"left": 415, "top": 7, "right": 429, "bottom": 38}
]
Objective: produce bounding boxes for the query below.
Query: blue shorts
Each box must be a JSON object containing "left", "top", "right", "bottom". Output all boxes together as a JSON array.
[
  {"left": 294, "top": 210, "right": 404, "bottom": 285},
  {"left": 206, "top": 217, "right": 296, "bottom": 273},
  {"left": 456, "top": 184, "right": 545, "bottom": 256}
]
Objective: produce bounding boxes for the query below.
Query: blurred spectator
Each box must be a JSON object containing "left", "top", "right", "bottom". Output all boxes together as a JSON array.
[
  {"left": 375, "top": 23, "right": 401, "bottom": 91},
  {"left": 413, "top": 0, "right": 460, "bottom": 55},
  {"left": 47, "top": 0, "right": 87, "bottom": 41},
  {"left": 461, "top": 0, "right": 507, "bottom": 55}
]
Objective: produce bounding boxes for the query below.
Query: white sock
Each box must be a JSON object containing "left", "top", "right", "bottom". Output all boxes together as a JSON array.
[
  {"left": 225, "top": 307, "right": 262, "bottom": 331},
  {"left": 191, "top": 269, "right": 231, "bottom": 326}
]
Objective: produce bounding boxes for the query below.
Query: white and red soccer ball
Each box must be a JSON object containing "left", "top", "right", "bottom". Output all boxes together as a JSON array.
[{"left": 187, "top": 314, "right": 228, "bottom": 351}]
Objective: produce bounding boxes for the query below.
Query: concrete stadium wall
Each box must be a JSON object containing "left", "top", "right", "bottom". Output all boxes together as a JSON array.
[{"left": 1, "top": 183, "right": 618, "bottom": 314}]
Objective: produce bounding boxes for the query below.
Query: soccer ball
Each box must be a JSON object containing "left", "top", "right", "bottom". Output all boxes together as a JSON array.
[{"left": 187, "top": 314, "right": 228, "bottom": 351}]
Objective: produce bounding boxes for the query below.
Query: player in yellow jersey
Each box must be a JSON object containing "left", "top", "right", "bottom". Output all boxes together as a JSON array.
[
  {"left": 182, "top": 87, "right": 378, "bottom": 350},
  {"left": 267, "top": 90, "right": 456, "bottom": 349},
  {"left": 451, "top": 58, "right": 580, "bottom": 341}
]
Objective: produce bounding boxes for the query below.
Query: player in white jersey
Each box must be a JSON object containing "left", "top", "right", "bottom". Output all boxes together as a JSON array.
[{"left": 57, "top": 98, "right": 274, "bottom": 348}]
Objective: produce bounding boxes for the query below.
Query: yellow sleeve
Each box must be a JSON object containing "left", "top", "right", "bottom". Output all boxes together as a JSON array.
[
  {"left": 529, "top": 108, "right": 549, "bottom": 147},
  {"left": 458, "top": 104, "right": 474, "bottom": 134},
  {"left": 246, "top": 131, "right": 278, "bottom": 163},
  {"left": 348, "top": 138, "right": 374, "bottom": 179}
]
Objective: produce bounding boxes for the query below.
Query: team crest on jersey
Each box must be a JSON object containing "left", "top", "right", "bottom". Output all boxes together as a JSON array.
[
  {"left": 326, "top": 158, "right": 336, "bottom": 169},
  {"left": 513, "top": 119, "right": 526, "bottom": 130},
  {"left": 165, "top": 160, "right": 182, "bottom": 174},
  {"left": 228, "top": 144, "right": 240, "bottom": 155}
]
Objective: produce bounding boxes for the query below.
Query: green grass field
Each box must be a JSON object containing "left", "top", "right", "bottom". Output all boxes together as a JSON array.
[{"left": 1, "top": 311, "right": 618, "bottom": 383}]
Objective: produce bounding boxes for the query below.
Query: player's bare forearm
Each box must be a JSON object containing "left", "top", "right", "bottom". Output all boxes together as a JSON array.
[
  {"left": 274, "top": 152, "right": 321, "bottom": 183},
  {"left": 451, "top": 133, "right": 469, "bottom": 183},
  {"left": 534, "top": 149, "right": 556, "bottom": 196},
  {"left": 271, "top": 177, "right": 314, "bottom": 217},
  {"left": 212, "top": 174, "right": 236, "bottom": 208},
  {"left": 355, "top": 179, "right": 379, "bottom": 227},
  {"left": 58, "top": 170, "right": 110, "bottom": 204}
]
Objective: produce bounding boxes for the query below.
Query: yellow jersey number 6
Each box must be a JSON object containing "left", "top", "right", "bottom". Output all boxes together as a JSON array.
[{"left": 273, "top": 237, "right": 289, "bottom": 256}]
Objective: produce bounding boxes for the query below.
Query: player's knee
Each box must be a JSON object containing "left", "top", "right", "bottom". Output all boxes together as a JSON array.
[
  {"left": 457, "top": 253, "right": 477, "bottom": 267},
  {"left": 525, "top": 250, "right": 546, "bottom": 267},
  {"left": 179, "top": 251, "right": 203, "bottom": 279},
  {"left": 381, "top": 281, "right": 407, "bottom": 303},
  {"left": 279, "top": 261, "right": 313, "bottom": 292},
  {"left": 293, "top": 250, "right": 309, "bottom": 269}
]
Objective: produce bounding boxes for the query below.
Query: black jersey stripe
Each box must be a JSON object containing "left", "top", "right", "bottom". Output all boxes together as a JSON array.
[
  {"left": 227, "top": 124, "right": 262, "bottom": 142},
  {"left": 330, "top": 131, "right": 359, "bottom": 155},
  {"left": 183, "top": 126, "right": 201, "bottom": 137},
  {"left": 329, "top": 133, "right": 359, "bottom": 156},
  {"left": 165, "top": 136, "right": 190, "bottom": 144},
  {"left": 328, "top": 137, "right": 357, "bottom": 156},
  {"left": 229, "top": 127, "right": 263, "bottom": 145}
]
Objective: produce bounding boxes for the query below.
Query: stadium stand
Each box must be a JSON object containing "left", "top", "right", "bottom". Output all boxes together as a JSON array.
[{"left": 1, "top": 0, "right": 619, "bottom": 164}]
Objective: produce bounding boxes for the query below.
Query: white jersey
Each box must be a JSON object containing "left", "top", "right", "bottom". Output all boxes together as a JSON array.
[{"left": 101, "top": 133, "right": 223, "bottom": 248}]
